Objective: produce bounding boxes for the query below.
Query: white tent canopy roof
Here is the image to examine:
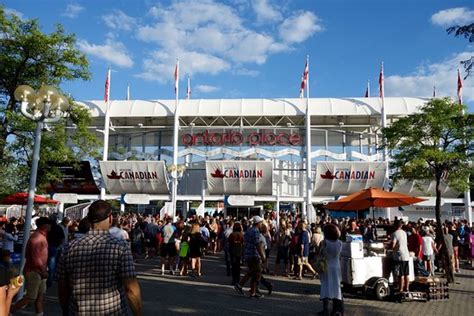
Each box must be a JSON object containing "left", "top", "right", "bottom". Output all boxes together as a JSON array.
[{"left": 78, "top": 97, "right": 429, "bottom": 118}]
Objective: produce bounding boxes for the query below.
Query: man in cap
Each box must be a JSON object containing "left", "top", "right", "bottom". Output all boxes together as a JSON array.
[
  {"left": 57, "top": 200, "right": 142, "bottom": 315},
  {"left": 11, "top": 217, "right": 51, "bottom": 315},
  {"left": 234, "top": 215, "right": 266, "bottom": 298}
]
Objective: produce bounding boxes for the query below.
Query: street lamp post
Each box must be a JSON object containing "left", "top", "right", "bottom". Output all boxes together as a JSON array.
[
  {"left": 167, "top": 164, "right": 186, "bottom": 218},
  {"left": 13, "top": 85, "right": 70, "bottom": 274}
]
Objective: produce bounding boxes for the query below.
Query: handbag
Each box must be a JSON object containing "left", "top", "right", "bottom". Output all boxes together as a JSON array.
[{"left": 314, "top": 241, "right": 327, "bottom": 274}]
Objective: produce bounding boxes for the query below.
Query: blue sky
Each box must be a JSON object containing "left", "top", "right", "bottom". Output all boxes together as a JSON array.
[{"left": 3, "top": 0, "right": 474, "bottom": 108}]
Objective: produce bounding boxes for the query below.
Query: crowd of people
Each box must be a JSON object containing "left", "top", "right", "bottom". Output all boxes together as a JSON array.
[{"left": 0, "top": 203, "right": 472, "bottom": 315}]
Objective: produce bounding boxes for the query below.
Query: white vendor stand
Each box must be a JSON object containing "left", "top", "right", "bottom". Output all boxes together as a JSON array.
[{"left": 340, "top": 235, "right": 415, "bottom": 300}]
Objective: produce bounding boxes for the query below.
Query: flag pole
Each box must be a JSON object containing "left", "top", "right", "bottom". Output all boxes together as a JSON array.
[
  {"left": 380, "top": 62, "right": 387, "bottom": 161},
  {"left": 380, "top": 61, "right": 390, "bottom": 218},
  {"left": 458, "top": 69, "right": 472, "bottom": 225},
  {"left": 305, "top": 55, "right": 312, "bottom": 219},
  {"left": 172, "top": 59, "right": 180, "bottom": 218},
  {"left": 367, "top": 79, "right": 370, "bottom": 97},
  {"left": 100, "top": 67, "right": 111, "bottom": 200},
  {"left": 186, "top": 75, "right": 191, "bottom": 100},
  {"left": 127, "top": 83, "right": 130, "bottom": 101}
]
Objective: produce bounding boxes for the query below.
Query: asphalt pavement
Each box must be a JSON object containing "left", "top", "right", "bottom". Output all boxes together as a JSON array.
[{"left": 14, "top": 252, "right": 474, "bottom": 315}]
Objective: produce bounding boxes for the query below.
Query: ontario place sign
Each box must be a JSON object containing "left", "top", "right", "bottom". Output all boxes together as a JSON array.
[{"left": 181, "top": 130, "right": 303, "bottom": 146}]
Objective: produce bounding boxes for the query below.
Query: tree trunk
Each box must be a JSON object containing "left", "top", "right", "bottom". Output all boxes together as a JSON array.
[
  {"left": 435, "top": 176, "right": 454, "bottom": 283},
  {"left": 0, "top": 120, "right": 8, "bottom": 164}
]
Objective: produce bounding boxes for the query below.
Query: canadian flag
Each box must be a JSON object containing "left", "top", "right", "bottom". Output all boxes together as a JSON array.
[
  {"left": 104, "top": 68, "right": 111, "bottom": 102},
  {"left": 457, "top": 69, "right": 463, "bottom": 105},
  {"left": 379, "top": 62, "right": 384, "bottom": 98},
  {"left": 174, "top": 59, "right": 179, "bottom": 95},
  {"left": 299, "top": 60, "right": 309, "bottom": 98}
]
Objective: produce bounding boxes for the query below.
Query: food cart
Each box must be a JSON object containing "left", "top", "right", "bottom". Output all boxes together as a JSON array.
[{"left": 340, "top": 235, "right": 415, "bottom": 300}]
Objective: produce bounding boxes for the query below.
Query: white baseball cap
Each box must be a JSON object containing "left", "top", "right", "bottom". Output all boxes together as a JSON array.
[{"left": 252, "top": 216, "right": 264, "bottom": 225}]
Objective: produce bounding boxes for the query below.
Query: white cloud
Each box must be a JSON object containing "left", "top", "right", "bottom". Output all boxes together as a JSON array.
[
  {"left": 102, "top": 10, "right": 136, "bottom": 31},
  {"left": 4, "top": 8, "right": 25, "bottom": 20},
  {"left": 431, "top": 7, "right": 474, "bottom": 26},
  {"left": 385, "top": 51, "right": 474, "bottom": 102},
  {"left": 135, "top": 0, "right": 319, "bottom": 82},
  {"left": 136, "top": 50, "right": 229, "bottom": 82},
  {"left": 195, "top": 84, "right": 219, "bottom": 93},
  {"left": 279, "top": 11, "right": 323, "bottom": 44},
  {"left": 233, "top": 67, "right": 260, "bottom": 77},
  {"left": 252, "top": 0, "right": 282, "bottom": 22},
  {"left": 77, "top": 38, "right": 133, "bottom": 68},
  {"left": 62, "top": 4, "right": 84, "bottom": 19}
]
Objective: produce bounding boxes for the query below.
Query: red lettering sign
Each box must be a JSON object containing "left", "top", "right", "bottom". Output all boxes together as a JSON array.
[{"left": 181, "top": 130, "right": 302, "bottom": 146}]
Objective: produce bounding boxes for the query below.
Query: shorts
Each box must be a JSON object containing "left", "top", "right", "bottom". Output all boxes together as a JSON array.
[
  {"left": 298, "top": 256, "right": 309, "bottom": 265},
  {"left": 393, "top": 260, "right": 409, "bottom": 277},
  {"left": 25, "top": 271, "right": 46, "bottom": 300},
  {"left": 246, "top": 256, "right": 262, "bottom": 283},
  {"left": 423, "top": 254, "right": 433, "bottom": 261},
  {"left": 161, "top": 243, "right": 177, "bottom": 257},
  {"left": 276, "top": 247, "right": 289, "bottom": 265}
]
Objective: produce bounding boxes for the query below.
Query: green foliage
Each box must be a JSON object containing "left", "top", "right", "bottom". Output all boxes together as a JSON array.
[
  {"left": 446, "top": 23, "right": 473, "bottom": 78},
  {"left": 383, "top": 98, "right": 473, "bottom": 192},
  {"left": 263, "top": 202, "right": 275, "bottom": 210},
  {"left": 384, "top": 97, "right": 473, "bottom": 283},
  {"left": 0, "top": 7, "right": 98, "bottom": 194}
]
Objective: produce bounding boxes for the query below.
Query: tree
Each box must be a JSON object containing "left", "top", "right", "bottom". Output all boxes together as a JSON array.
[
  {"left": 382, "top": 98, "right": 473, "bottom": 282},
  {"left": 447, "top": 23, "right": 474, "bottom": 78},
  {"left": 0, "top": 7, "right": 99, "bottom": 193}
]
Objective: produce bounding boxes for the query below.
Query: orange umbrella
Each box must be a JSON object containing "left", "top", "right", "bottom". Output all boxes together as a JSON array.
[
  {"left": 324, "top": 187, "right": 425, "bottom": 211},
  {"left": 2, "top": 192, "right": 59, "bottom": 205}
]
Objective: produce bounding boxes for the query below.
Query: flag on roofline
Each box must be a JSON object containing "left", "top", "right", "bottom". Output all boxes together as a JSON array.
[
  {"left": 174, "top": 59, "right": 179, "bottom": 95},
  {"left": 104, "top": 68, "right": 110, "bottom": 102},
  {"left": 433, "top": 85, "right": 436, "bottom": 98},
  {"left": 365, "top": 80, "right": 370, "bottom": 97},
  {"left": 379, "top": 62, "right": 384, "bottom": 98},
  {"left": 186, "top": 75, "right": 191, "bottom": 100},
  {"left": 457, "top": 69, "right": 463, "bottom": 104},
  {"left": 299, "top": 59, "right": 309, "bottom": 98}
]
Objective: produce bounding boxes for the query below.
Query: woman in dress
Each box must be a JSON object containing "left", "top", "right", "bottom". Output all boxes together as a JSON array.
[
  {"left": 318, "top": 224, "right": 343, "bottom": 316},
  {"left": 189, "top": 223, "right": 206, "bottom": 277}
]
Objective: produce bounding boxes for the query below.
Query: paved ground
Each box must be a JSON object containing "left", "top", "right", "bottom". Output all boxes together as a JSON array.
[{"left": 15, "top": 253, "right": 474, "bottom": 315}]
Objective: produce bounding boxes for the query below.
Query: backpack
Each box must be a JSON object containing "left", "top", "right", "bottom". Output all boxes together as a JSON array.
[
  {"left": 290, "top": 233, "right": 300, "bottom": 252},
  {"left": 278, "top": 231, "right": 290, "bottom": 248}
]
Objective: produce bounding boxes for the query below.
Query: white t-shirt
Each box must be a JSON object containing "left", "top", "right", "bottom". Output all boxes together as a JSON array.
[
  {"left": 422, "top": 236, "right": 434, "bottom": 256},
  {"left": 391, "top": 229, "right": 410, "bottom": 261}
]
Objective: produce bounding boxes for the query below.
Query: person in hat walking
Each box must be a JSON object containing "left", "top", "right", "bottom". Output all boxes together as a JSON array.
[
  {"left": 234, "top": 216, "right": 267, "bottom": 298},
  {"left": 56, "top": 200, "right": 142, "bottom": 315}
]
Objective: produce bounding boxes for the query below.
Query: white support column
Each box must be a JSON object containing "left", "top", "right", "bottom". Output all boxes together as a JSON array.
[
  {"left": 58, "top": 203, "right": 64, "bottom": 220},
  {"left": 172, "top": 59, "right": 180, "bottom": 218},
  {"left": 100, "top": 102, "right": 111, "bottom": 200},
  {"left": 276, "top": 195, "right": 280, "bottom": 231},
  {"left": 368, "top": 132, "right": 373, "bottom": 155},
  {"left": 464, "top": 191, "right": 472, "bottom": 224},
  {"left": 305, "top": 55, "right": 311, "bottom": 219},
  {"left": 325, "top": 130, "right": 328, "bottom": 161}
]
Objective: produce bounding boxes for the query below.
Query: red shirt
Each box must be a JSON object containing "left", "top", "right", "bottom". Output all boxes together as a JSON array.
[
  {"left": 407, "top": 232, "right": 423, "bottom": 259},
  {"left": 24, "top": 230, "right": 48, "bottom": 275}
]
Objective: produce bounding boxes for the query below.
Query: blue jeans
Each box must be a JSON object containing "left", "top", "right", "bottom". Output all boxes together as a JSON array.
[{"left": 47, "top": 246, "right": 59, "bottom": 288}]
